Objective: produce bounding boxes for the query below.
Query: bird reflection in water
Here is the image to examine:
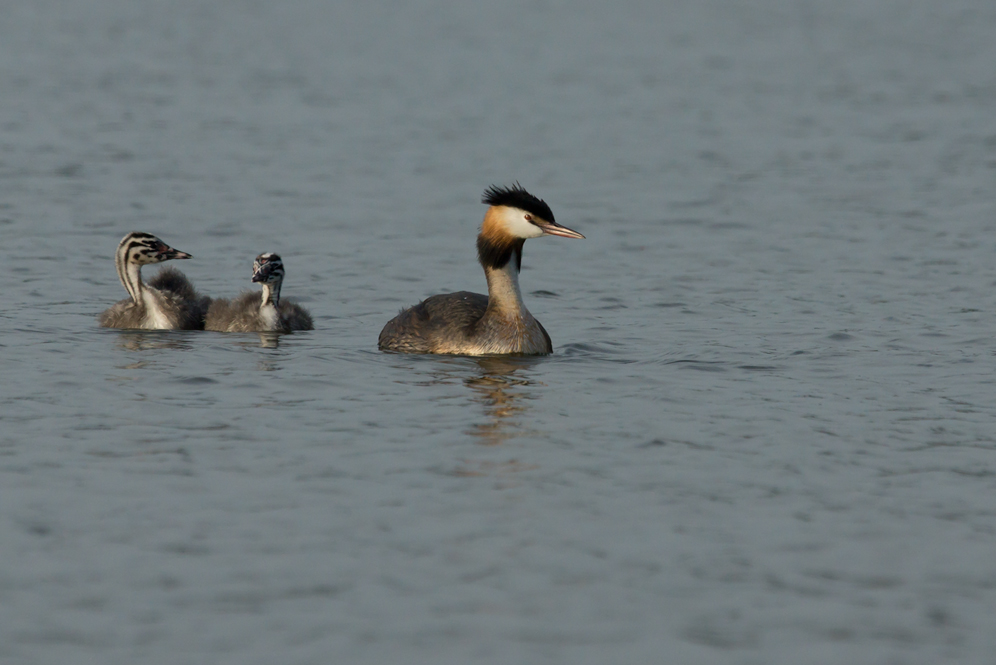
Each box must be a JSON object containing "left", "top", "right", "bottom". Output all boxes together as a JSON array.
[
  {"left": 113, "top": 330, "right": 195, "bottom": 353},
  {"left": 253, "top": 332, "right": 282, "bottom": 349},
  {"left": 463, "top": 355, "right": 543, "bottom": 446},
  {"left": 113, "top": 330, "right": 284, "bottom": 372},
  {"left": 115, "top": 330, "right": 284, "bottom": 351},
  {"left": 109, "top": 331, "right": 194, "bottom": 371},
  {"left": 235, "top": 333, "right": 284, "bottom": 371}
]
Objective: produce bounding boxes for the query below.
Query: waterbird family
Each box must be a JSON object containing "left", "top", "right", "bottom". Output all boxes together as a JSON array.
[
  {"left": 100, "top": 234, "right": 312, "bottom": 333},
  {"left": 99, "top": 185, "right": 583, "bottom": 355}
]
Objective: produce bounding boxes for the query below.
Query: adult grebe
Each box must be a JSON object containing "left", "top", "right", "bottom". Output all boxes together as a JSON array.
[
  {"left": 378, "top": 184, "right": 584, "bottom": 355},
  {"left": 99, "top": 232, "right": 209, "bottom": 330},
  {"left": 205, "top": 253, "right": 313, "bottom": 332}
]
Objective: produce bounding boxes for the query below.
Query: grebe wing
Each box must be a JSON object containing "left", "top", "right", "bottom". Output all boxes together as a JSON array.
[
  {"left": 378, "top": 291, "right": 488, "bottom": 352},
  {"left": 98, "top": 298, "right": 145, "bottom": 329},
  {"left": 278, "top": 300, "right": 314, "bottom": 331},
  {"left": 205, "top": 291, "right": 259, "bottom": 332}
]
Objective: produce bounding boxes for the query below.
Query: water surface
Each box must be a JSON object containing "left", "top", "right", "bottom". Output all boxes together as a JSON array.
[{"left": 3, "top": 1, "right": 996, "bottom": 663}]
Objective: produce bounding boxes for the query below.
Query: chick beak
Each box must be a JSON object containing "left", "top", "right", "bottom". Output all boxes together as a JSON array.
[
  {"left": 159, "top": 244, "right": 192, "bottom": 260},
  {"left": 534, "top": 219, "right": 585, "bottom": 239},
  {"left": 252, "top": 264, "right": 272, "bottom": 283}
]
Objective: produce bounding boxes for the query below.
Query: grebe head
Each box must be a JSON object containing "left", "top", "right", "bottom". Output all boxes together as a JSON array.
[
  {"left": 481, "top": 184, "right": 585, "bottom": 240},
  {"left": 117, "top": 232, "right": 192, "bottom": 265},
  {"left": 478, "top": 184, "right": 584, "bottom": 270},
  {"left": 251, "top": 253, "right": 285, "bottom": 285}
]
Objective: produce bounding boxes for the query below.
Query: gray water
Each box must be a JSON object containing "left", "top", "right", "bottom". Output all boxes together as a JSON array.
[{"left": 3, "top": 1, "right": 996, "bottom": 663}]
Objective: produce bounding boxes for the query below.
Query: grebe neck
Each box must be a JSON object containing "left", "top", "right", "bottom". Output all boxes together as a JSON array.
[
  {"left": 260, "top": 281, "right": 281, "bottom": 309},
  {"left": 483, "top": 245, "right": 529, "bottom": 317},
  {"left": 115, "top": 246, "right": 144, "bottom": 304}
]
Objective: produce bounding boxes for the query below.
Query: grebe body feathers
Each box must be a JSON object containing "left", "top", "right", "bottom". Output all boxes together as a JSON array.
[
  {"left": 379, "top": 185, "right": 582, "bottom": 355},
  {"left": 205, "top": 253, "right": 313, "bottom": 333},
  {"left": 99, "top": 232, "right": 208, "bottom": 330}
]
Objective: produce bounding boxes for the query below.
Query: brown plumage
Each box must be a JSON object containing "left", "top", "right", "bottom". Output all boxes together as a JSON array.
[
  {"left": 204, "top": 291, "right": 313, "bottom": 332},
  {"left": 98, "top": 232, "right": 209, "bottom": 330},
  {"left": 378, "top": 290, "right": 552, "bottom": 355},
  {"left": 204, "top": 253, "right": 313, "bottom": 333},
  {"left": 378, "top": 185, "right": 583, "bottom": 356}
]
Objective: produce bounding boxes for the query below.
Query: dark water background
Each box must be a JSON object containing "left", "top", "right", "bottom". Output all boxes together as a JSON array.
[{"left": 3, "top": 1, "right": 996, "bottom": 663}]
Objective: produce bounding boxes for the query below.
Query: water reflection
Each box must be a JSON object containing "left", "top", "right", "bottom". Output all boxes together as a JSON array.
[
  {"left": 231, "top": 332, "right": 282, "bottom": 349},
  {"left": 463, "top": 356, "right": 543, "bottom": 446},
  {"left": 114, "top": 330, "right": 284, "bottom": 351},
  {"left": 113, "top": 330, "right": 284, "bottom": 371},
  {"left": 113, "top": 330, "right": 195, "bottom": 352},
  {"left": 226, "top": 333, "right": 285, "bottom": 370}
]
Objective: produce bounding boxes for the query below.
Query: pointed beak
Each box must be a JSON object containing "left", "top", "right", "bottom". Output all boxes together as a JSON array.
[
  {"left": 158, "top": 245, "right": 192, "bottom": 260},
  {"left": 534, "top": 219, "right": 585, "bottom": 239}
]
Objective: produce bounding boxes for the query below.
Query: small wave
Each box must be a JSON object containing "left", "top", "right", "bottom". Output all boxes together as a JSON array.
[{"left": 666, "top": 359, "right": 727, "bottom": 372}]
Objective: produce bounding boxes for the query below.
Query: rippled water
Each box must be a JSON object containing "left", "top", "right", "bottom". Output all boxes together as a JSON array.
[{"left": 4, "top": 1, "right": 996, "bottom": 663}]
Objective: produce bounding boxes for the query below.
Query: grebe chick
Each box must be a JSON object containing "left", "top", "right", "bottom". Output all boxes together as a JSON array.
[
  {"left": 99, "top": 232, "right": 209, "bottom": 330},
  {"left": 378, "top": 184, "right": 584, "bottom": 355},
  {"left": 204, "top": 253, "right": 313, "bottom": 332}
]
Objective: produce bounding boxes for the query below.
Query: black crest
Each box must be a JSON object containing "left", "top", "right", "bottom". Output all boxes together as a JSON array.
[
  {"left": 482, "top": 183, "right": 555, "bottom": 223},
  {"left": 119, "top": 231, "right": 156, "bottom": 248}
]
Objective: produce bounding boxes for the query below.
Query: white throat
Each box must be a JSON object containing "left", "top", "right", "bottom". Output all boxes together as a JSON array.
[
  {"left": 259, "top": 282, "right": 282, "bottom": 331},
  {"left": 141, "top": 288, "right": 172, "bottom": 329},
  {"left": 259, "top": 302, "right": 281, "bottom": 331}
]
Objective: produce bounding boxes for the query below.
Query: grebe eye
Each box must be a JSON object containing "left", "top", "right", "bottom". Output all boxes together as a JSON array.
[{"left": 524, "top": 214, "right": 532, "bottom": 221}]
